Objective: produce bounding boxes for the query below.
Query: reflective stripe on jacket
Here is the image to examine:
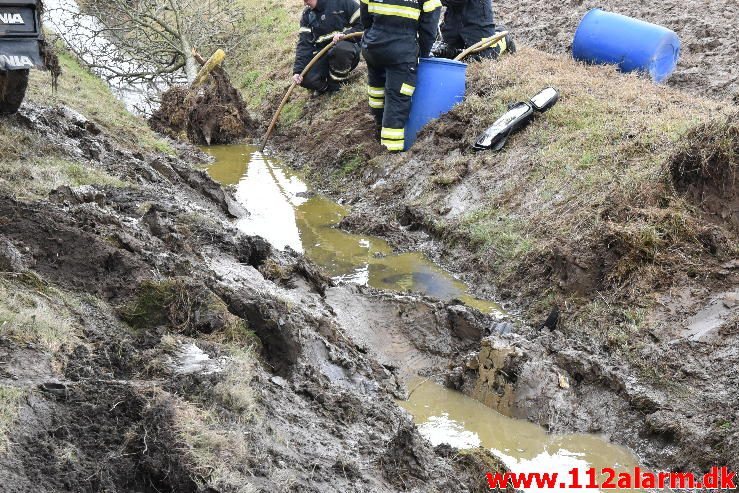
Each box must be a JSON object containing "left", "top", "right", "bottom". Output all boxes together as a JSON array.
[
  {"left": 294, "top": 0, "right": 363, "bottom": 74},
  {"left": 359, "top": 0, "right": 441, "bottom": 60}
]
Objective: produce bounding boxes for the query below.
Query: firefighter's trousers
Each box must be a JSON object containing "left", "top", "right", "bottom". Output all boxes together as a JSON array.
[
  {"left": 362, "top": 48, "right": 417, "bottom": 152},
  {"left": 301, "top": 40, "right": 360, "bottom": 92}
]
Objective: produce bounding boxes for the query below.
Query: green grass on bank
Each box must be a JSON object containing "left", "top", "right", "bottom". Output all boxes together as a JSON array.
[
  {"left": 232, "top": 0, "right": 302, "bottom": 117},
  {"left": 0, "top": 45, "right": 176, "bottom": 199},
  {"left": 415, "top": 52, "right": 736, "bottom": 350},
  {"left": 27, "top": 47, "right": 172, "bottom": 153}
]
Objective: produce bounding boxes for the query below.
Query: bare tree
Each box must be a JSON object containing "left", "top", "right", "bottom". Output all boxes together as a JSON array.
[{"left": 46, "top": 0, "right": 245, "bottom": 84}]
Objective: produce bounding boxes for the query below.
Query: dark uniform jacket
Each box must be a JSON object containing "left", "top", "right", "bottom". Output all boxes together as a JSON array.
[
  {"left": 294, "top": 0, "right": 363, "bottom": 74},
  {"left": 359, "top": 0, "right": 441, "bottom": 62},
  {"left": 440, "top": 0, "right": 494, "bottom": 48}
]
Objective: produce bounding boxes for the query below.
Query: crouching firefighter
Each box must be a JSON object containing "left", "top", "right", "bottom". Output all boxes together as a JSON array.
[
  {"left": 360, "top": 0, "right": 441, "bottom": 151},
  {"left": 434, "top": 0, "right": 514, "bottom": 60},
  {"left": 293, "top": 0, "right": 363, "bottom": 94}
]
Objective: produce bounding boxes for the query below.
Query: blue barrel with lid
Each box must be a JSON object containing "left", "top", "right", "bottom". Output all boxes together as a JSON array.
[
  {"left": 572, "top": 9, "right": 681, "bottom": 83},
  {"left": 404, "top": 57, "right": 467, "bottom": 150}
]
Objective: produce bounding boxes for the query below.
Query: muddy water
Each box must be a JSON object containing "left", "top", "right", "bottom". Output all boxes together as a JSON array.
[
  {"left": 201, "top": 144, "right": 643, "bottom": 492},
  {"left": 400, "top": 380, "right": 643, "bottom": 493},
  {"left": 201, "top": 145, "right": 501, "bottom": 314}
]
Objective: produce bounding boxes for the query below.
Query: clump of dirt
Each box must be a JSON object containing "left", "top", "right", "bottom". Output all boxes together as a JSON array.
[
  {"left": 670, "top": 111, "right": 738, "bottom": 230},
  {"left": 120, "top": 278, "right": 242, "bottom": 336},
  {"left": 149, "top": 86, "right": 190, "bottom": 140},
  {"left": 149, "top": 68, "right": 256, "bottom": 145},
  {"left": 435, "top": 445, "right": 515, "bottom": 493}
]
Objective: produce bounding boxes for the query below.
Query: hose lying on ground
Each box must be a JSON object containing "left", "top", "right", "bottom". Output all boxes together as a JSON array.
[
  {"left": 454, "top": 31, "right": 509, "bottom": 61},
  {"left": 260, "top": 30, "right": 507, "bottom": 151},
  {"left": 260, "top": 31, "right": 364, "bottom": 152}
]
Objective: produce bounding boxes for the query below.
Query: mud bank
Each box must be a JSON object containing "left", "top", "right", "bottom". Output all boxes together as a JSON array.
[
  {"left": 0, "top": 99, "right": 522, "bottom": 491},
  {"left": 264, "top": 48, "right": 738, "bottom": 475}
]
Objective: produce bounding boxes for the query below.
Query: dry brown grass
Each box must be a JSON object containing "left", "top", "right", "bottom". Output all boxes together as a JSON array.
[
  {"left": 0, "top": 385, "right": 25, "bottom": 453},
  {"left": 0, "top": 276, "right": 78, "bottom": 353},
  {"left": 172, "top": 391, "right": 258, "bottom": 492}
]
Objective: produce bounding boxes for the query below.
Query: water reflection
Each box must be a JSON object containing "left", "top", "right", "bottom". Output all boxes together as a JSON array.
[
  {"left": 200, "top": 145, "right": 502, "bottom": 315},
  {"left": 399, "top": 380, "right": 643, "bottom": 493}
]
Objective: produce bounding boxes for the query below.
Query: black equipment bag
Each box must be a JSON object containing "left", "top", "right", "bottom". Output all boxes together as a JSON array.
[{"left": 473, "top": 87, "right": 559, "bottom": 151}]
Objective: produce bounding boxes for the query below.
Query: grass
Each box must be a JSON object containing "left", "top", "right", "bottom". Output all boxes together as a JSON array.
[
  {"left": 0, "top": 277, "right": 77, "bottom": 353},
  {"left": 0, "top": 386, "right": 25, "bottom": 453},
  {"left": 212, "top": 347, "right": 258, "bottom": 417},
  {"left": 173, "top": 392, "right": 258, "bottom": 492},
  {"left": 0, "top": 148, "right": 126, "bottom": 200},
  {"left": 27, "top": 44, "right": 173, "bottom": 153},
  {"left": 231, "top": 0, "right": 303, "bottom": 118}
]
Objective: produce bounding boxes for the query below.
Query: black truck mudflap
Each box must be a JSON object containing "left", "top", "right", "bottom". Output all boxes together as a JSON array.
[
  {"left": 0, "top": 38, "right": 43, "bottom": 69},
  {"left": 0, "top": 1, "right": 42, "bottom": 70},
  {"left": 0, "top": 3, "right": 39, "bottom": 36}
]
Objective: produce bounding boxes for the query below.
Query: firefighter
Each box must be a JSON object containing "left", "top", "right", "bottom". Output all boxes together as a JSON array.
[
  {"left": 436, "top": 0, "right": 514, "bottom": 60},
  {"left": 293, "top": 0, "right": 363, "bottom": 94},
  {"left": 359, "top": 0, "right": 441, "bottom": 152}
]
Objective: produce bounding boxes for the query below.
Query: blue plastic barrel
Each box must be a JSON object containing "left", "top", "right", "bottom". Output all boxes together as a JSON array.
[
  {"left": 404, "top": 58, "right": 467, "bottom": 150},
  {"left": 572, "top": 9, "right": 681, "bottom": 83}
]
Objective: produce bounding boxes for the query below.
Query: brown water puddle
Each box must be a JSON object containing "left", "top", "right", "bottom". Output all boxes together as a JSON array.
[
  {"left": 201, "top": 144, "right": 643, "bottom": 492},
  {"left": 201, "top": 145, "right": 501, "bottom": 315},
  {"left": 400, "top": 380, "right": 643, "bottom": 493}
]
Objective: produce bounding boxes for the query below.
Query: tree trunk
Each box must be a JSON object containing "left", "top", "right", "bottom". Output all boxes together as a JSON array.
[{"left": 180, "top": 35, "right": 198, "bottom": 82}]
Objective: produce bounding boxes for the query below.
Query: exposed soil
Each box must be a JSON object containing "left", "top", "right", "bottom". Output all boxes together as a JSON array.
[
  {"left": 494, "top": 0, "right": 739, "bottom": 101},
  {"left": 149, "top": 68, "right": 256, "bottom": 145},
  {"left": 270, "top": 49, "right": 739, "bottom": 477},
  {"left": 0, "top": 103, "right": 511, "bottom": 491},
  {"left": 670, "top": 110, "right": 738, "bottom": 231}
]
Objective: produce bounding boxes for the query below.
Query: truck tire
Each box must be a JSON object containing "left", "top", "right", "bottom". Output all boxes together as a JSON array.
[{"left": 0, "top": 70, "right": 30, "bottom": 116}]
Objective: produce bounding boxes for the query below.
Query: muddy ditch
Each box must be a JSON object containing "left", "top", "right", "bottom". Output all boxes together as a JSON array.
[
  {"left": 0, "top": 102, "right": 523, "bottom": 491},
  {"left": 265, "top": 51, "right": 739, "bottom": 477}
]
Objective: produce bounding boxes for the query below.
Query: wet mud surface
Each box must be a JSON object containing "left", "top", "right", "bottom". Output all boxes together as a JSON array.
[
  {"left": 0, "top": 103, "right": 513, "bottom": 491},
  {"left": 495, "top": 0, "right": 739, "bottom": 101}
]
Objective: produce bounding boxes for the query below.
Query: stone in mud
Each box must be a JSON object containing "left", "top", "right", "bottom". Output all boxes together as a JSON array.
[
  {"left": 49, "top": 185, "right": 106, "bottom": 206},
  {"left": 472, "top": 338, "right": 523, "bottom": 414},
  {"left": 0, "top": 235, "right": 26, "bottom": 272}
]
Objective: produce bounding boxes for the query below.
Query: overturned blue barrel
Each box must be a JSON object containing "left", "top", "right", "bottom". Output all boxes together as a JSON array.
[
  {"left": 404, "top": 58, "right": 467, "bottom": 150},
  {"left": 572, "top": 8, "right": 681, "bottom": 83}
]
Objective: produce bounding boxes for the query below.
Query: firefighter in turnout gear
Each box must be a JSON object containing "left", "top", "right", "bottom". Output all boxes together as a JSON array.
[
  {"left": 293, "top": 0, "right": 363, "bottom": 93},
  {"left": 436, "top": 0, "right": 514, "bottom": 60},
  {"left": 360, "top": 0, "right": 441, "bottom": 151}
]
